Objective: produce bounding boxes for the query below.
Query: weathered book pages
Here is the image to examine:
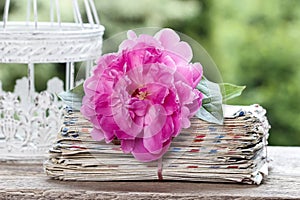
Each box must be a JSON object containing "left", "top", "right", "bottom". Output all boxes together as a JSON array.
[{"left": 44, "top": 104, "right": 270, "bottom": 184}]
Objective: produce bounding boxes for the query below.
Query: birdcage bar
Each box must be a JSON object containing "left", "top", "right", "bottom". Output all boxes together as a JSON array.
[
  {"left": 84, "top": 0, "right": 94, "bottom": 27},
  {"left": 72, "top": 2, "right": 79, "bottom": 24},
  {"left": 72, "top": 0, "right": 84, "bottom": 29},
  {"left": 85, "top": 60, "right": 94, "bottom": 78},
  {"left": 49, "top": 0, "right": 54, "bottom": 24},
  {"left": 55, "top": 0, "right": 62, "bottom": 28},
  {"left": 66, "top": 62, "right": 75, "bottom": 91},
  {"left": 3, "top": 0, "right": 10, "bottom": 30},
  {"left": 28, "top": 63, "right": 35, "bottom": 96},
  {"left": 26, "top": 0, "right": 31, "bottom": 23},
  {"left": 33, "top": 0, "right": 38, "bottom": 29},
  {"left": 89, "top": 0, "right": 100, "bottom": 25}
]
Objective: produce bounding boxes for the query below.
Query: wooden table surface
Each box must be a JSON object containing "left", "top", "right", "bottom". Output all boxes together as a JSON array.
[{"left": 0, "top": 146, "right": 299, "bottom": 200}]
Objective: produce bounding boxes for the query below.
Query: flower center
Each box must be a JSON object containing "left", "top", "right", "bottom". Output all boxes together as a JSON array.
[{"left": 132, "top": 88, "right": 149, "bottom": 100}]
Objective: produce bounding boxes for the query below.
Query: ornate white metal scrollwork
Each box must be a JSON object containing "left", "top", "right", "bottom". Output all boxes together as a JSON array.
[{"left": 0, "top": 77, "right": 64, "bottom": 160}]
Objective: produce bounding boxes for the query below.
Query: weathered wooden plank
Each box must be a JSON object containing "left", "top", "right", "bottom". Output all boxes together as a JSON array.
[{"left": 0, "top": 146, "right": 299, "bottom": 199}]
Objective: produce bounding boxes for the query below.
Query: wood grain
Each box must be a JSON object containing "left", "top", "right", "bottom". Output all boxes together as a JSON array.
[{"left": 0, "top": 146, "right": 300, "bottom": 199}]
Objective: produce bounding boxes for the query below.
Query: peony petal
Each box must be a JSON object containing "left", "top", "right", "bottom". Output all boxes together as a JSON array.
[
  {"left": 161, "top": 55, "right": 176, "bottom": 68},
  {"left": 160, "top": 116, "right": 174, "bottom": 142},
  {"left": 80, "top": 100, "right": 96, "bottom": 117},
  {"left": 172, "top": 112, "right": 181, "bottom": 137},
  {"left": 115, "top": 129, "right": 135, "bottom": 140},
  {"left": 143, "top": 104, "right": 167, "bottom": 139},
  {"left": 113, "top": 104, "right": 143, "bottom": 138},
  {"left": 90, "top": 128, "right": 105, "bottom": 141},
  {"left": 95, "top": 103, "right": 112, "bottom": 116},
  {"left": 125, "top": 49, "right": 144, "bottom": 70},
  {"left": 130, "top": 138, "right": 157, "bottom": 162},
  {"left": 191, "top": 63, "right": 203, "bottom": 87},
  {"left": 90, "top": 115, "right": 102, "bottom": 130},
  {"left": 99, "top": 116, "right": 119, "bottom": 142},
  {"left": 181, "top": 106, "right": 191, "bottom": 129},
  {"left": 162, "top": 89, "right": 179, "bottom": 115},
  {"left": 172, "top": 42, "right": 193, "bottom": 63},
  {"left": 146, "top": 83, "right": 169, "bottom": 104},
  {"left": 94, "top": 94, "right": 111, "bottom": 115},
  {"left": 121, "top": 139, "right": 135, "bottom": 153},
  {"left": 143, "top": 133, "right": 163, "bottom": 154},
  {"left": 186, "top": 89, "right": 203, "bottom": 116},
  {"left": 143, "top": 47, "right": 162, "bottom": 64},
  {"left": 130, "top": 100, "right": 148, "bottom": 117},
  {"left": 133, "top": 115, "right": 144, "bottom": 127},
  {"left": 131, "top": 138, "right": 172, "bottom": 162},
  {"left": 145, "top": 64, "right": 175, "bottom": 86},
  {"left": 95, "top": 53, "right": 119, "bottom": 75},
  {"left": 175, "top": 81, "right": 194, "bottom": 105},
  {"left": 155, "top": 28, "right": 192, "bottom": 62},
  {"left": 83, "top": 78, "right": 99, "bottom": 97},
  {"left": 175, "top": 64, "right": 193, "bottom": 86},
  {"left": 127, "top": 30, "right": 137, "bottom": 40},
  {"left": 155, "top": 28, "right": 180, "bottom": 49},
  {"left": 119, "top": 40, "right": 136, "bottom": 51},
  {"left": 138, "top": 34, "right": 162, "bottom": 48}
]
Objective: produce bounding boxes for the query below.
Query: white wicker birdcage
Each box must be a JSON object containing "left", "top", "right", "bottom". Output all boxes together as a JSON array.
[{"left": 0, "top": 0, "right": 104, "bottom": 160}]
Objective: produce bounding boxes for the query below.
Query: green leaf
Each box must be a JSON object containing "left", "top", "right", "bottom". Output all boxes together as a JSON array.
[
  {"left": 195, "top": 77, "right": 246, "bottom": 124},
  {"left": 71, "top": 82, "right": 84, "bottom": 97},
  {"left": 196, "top": 77, "right": 223, "bottom": 125},
  {"left": 220, "top": 83, "right": 246, "bottom": 102},
  {"left": 58, "top": 83, "right": 84, "bottom": 110}
]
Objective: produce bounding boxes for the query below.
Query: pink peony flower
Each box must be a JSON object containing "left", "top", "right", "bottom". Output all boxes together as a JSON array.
[{"left": 81, "top": 28, "right": 203, "bottom": 162}]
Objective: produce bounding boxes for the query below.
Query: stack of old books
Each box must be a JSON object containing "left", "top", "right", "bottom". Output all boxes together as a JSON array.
[{"left": 44, "top": 104, "right": 270, "bottom": 184}]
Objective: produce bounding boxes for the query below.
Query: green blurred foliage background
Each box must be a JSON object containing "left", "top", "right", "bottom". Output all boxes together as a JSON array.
[{"left": 0, "top": 0, "right": 299, "bottom": 146}]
